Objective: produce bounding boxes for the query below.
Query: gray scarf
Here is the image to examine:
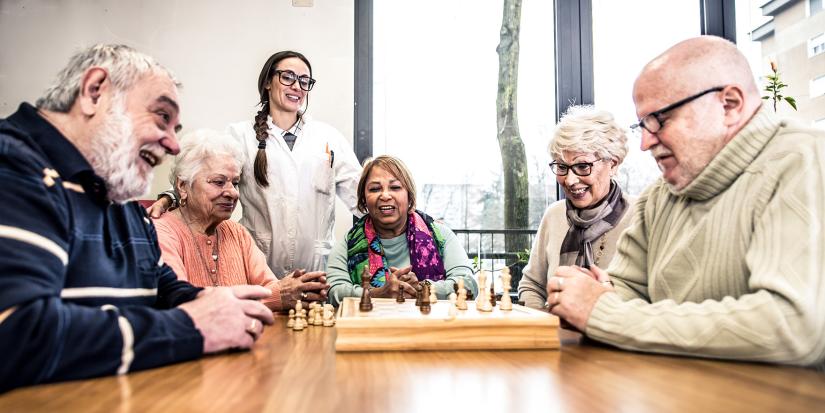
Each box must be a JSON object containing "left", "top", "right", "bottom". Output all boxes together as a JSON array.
[{"left": 559, "top": 181, "right": 626, "bottom": 269}]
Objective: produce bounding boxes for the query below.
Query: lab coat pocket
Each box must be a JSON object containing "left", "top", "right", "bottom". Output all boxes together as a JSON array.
[{"left": 312, "top": 154, "right": 334, "bottom": 195}]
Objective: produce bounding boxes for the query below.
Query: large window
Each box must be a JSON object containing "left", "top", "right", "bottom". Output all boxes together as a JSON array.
[
  {"left": 591, "top": 0, "right": 700, "bottom": 196},
  {"left": 373, "top": 0, "right": 556, "bottom": 230}
]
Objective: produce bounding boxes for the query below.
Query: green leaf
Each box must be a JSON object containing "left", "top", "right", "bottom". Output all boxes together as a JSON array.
[{"left": 785, "top": 96, "right": 798, "bottom": 110}]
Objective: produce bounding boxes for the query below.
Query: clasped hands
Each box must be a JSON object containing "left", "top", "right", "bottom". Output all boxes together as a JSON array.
[
  {"left": 279, "top": 269, "right": 329, "bottom": 308},
  {"left": 369, "top": 266, "right": 420, "bottom": 299},
  {"left": 545, "top": 265, "right": 614, "bottom": 331}
]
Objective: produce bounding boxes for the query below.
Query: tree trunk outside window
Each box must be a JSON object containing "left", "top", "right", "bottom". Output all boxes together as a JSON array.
[{"left": 496, "top": 0, "right": 529, "bottom": 266}]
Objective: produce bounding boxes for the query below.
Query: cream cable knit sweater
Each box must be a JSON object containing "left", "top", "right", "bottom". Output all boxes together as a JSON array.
[{"left": 587, "top": 105, "right": 825, "bottom": 368}]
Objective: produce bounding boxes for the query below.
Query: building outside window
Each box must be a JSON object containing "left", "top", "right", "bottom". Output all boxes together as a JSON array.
[
  {"left": 809, "top": 33, "right": 825, "bottom": 57},
  {"left": 810, "top": 0, "right": 824, "bottom": 16},
  {"left": 811, "top": 74, "right": 825, "bottom": 98}
]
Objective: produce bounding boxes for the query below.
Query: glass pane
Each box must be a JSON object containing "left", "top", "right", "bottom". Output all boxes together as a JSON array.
[
  {"left": 592, "top": 0, "right": 700, "bottom": 196},
  {"left": 373, "top": 0, "right": 556, "bottom": 230}
]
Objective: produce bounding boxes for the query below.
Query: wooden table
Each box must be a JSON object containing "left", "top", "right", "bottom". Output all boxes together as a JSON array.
[{"left": 2, "top": 320, "right": 823, "bottom": 413}]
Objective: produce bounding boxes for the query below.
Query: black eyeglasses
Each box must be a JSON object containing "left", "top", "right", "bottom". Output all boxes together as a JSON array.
[
  {"left": 630, "top": 86, "right": 724, "bottom": 134},
  {"left": 549, "top": 159, "right": 606, "bottom": 176},
  {"left": 274, "top": 70, "right": 316, "bottom": 91}
]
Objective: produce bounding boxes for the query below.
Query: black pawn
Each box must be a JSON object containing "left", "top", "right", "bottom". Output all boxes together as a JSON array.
[
  {"left": 396, "top": 285, "right": 405, "bottom": 303},
  {"left": 359, "top": 267, "right": 373, "bottom": 312},
  {"left": 419, "top": 283, "right": 431, "bottom": 315}
]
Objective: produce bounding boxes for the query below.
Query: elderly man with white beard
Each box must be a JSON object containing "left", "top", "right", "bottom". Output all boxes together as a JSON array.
[{"left": 0, "top": 44, "right": 275, "bottom": 393}]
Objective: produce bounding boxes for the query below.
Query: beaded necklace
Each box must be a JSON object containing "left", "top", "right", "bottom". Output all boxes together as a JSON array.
[{"left": 179, "top": 208, "right": 220, "bottom": 287}]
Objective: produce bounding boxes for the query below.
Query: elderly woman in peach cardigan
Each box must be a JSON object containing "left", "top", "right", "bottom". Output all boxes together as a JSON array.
[{"left": 153, "top": 129, "right": 327, "bottom": 310}]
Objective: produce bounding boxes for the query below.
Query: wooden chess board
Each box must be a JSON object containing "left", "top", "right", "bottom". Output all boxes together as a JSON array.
[{"left": 334, "top": 297, "right": 560, "bottom": 352}]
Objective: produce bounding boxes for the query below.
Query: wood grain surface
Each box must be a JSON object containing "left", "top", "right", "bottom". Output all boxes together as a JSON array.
[{"left": 1, "top": 317, "right": 823, "bottom": 413}]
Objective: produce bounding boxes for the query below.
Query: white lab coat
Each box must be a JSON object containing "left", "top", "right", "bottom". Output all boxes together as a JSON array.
[{"left": 226, "top": 115, "right": 361, "bottom": 278}]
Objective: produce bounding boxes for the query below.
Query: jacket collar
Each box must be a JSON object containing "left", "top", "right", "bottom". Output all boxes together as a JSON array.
[{"left": 8, "top": 103, "right": 109, "bottom": 205}]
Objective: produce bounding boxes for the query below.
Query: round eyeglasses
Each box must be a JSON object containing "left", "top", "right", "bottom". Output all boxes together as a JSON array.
[
  {"left": 274, "top": 70, "right": 316, "bottom": 91},
  {"left": 549, "top": 159, "right": 606, "bottom": 176}
]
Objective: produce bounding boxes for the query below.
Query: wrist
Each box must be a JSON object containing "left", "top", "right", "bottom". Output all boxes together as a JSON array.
[{"left": 159, "top": 190, "right": 179, "bottom": 209}]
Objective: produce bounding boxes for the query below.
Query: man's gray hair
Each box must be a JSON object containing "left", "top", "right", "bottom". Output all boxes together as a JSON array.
[
  {"left": 36, "top": 44, "right": 179, "bottom": 112},
  {"left": 170, "top": 129, "right": 245, "bottom": 189},
  {"left": 549, "top": 105, "right": 628, "bottom": 165}
]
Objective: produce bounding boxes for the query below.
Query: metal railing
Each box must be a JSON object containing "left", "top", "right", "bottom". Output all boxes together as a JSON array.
[{"left": 452, "top": 228, "right": 537, "bottom": 294}]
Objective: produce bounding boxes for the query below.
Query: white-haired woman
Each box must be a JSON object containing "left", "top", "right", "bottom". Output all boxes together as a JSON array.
[
  {"left": 154, "top": 129, "right": 328, "bottom": 311},
  {"left": 518, "top": 106, "right": 635, "bottom": 311}
]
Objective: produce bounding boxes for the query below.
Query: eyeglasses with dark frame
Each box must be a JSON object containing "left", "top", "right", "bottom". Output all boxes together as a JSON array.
[
  {"left": 630, "top": 86, "right": 724, "bottom": 134},
  {"left": 549, "top": 158, "right": 607, "bottom": 177},
  {"left": 274, "top": 70, "right": 316, "bottom": 91}
]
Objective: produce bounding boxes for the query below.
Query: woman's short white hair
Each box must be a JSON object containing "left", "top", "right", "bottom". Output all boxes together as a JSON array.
[
  {"left": 170, "top": 129, "right": 245, "bottom": 189},
  {"left": 549, "top": 105, "right": 628, "bottom": 165},
  {"left": 36, "top": 44, "right": 178, "bottom": 113}
]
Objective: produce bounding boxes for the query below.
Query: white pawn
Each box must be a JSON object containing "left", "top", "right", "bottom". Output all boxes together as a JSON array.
[
  {"left": 500, "top": 267, "right": 513, "bottom": 311},
  {"left": 287, "top": 309, "right": 296, "bottom": 328},
  {"left": 447, "top": 292, "right": 458, "bottom": 320},
  {"left": 429, "top": 282, "right": 438, "bottom": 304},
  {"left": 323, "top": 304, "right": 336, "bottom": 327},
  {"left": 313, "top": 304, "right": 323, "bottom": 326},
  {"left": 456, "top": 278, "right": 468, "bottom": 310}
]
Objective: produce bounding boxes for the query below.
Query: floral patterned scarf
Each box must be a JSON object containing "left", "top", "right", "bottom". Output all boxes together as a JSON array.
[{"left": 346, "top": 210, "right": 446, "bottom": 287}]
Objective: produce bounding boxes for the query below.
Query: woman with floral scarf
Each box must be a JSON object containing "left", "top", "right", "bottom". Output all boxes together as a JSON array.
[{"left": 326, "top": 156, "right": 478, "bottom": 307}]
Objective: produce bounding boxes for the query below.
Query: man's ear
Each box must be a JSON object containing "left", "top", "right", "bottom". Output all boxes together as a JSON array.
[
  {"left": 721, "top": 85, "right": 746, "bottom": 127},
  {"left": 77, "top": 67, "right": 109, "bottom": 116}
]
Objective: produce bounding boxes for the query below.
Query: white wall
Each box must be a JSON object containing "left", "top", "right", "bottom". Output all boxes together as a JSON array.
[{"left": 0, "top": 0, "right": 356, "bottom": 240}]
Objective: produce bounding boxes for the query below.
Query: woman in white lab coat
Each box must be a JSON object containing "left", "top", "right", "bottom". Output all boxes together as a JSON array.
[{"left": 151, "top": 51, "right": 361, "bottom": 279}]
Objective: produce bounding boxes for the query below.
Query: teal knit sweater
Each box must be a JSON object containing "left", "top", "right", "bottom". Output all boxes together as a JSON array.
[{"left": 587, "top": 105, "right": 825, "bottom": 368}]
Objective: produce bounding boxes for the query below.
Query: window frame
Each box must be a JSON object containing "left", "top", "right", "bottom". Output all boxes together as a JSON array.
[{"left": 353, "top": 0, "right": 736, "bottom": 202}]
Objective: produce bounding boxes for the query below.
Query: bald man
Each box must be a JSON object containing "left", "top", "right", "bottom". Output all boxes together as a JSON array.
[{"left": 545, "top": 36, "right": 825, "bottom": 368}]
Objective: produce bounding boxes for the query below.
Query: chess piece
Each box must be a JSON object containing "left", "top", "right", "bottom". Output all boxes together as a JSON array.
[
  {"left": 456, "top": 278, "right": 468, "bottom": 310},
  {"left": 313, "top": 304, "right": 323, "bottom": 326},
  {"left": 323, "top": 304, "right": 335, "bottom": 327},
  {"left": 287, "top": 309, "right": 296, "bottom": 328},
  {"left": 476, "top": 270, "right": 492, "bottom": 312},
  {"left": 415, "top": 283, "right": 423, "bottom": 306},
  {"left": 447, "top": 292, "right": 458, "bottom": 320},
  {"left": 420, "top": 282, "right": 431, "bottom": 314},
  {"left": 500, "top": 267, "right": 513, "bottom": 311},
  {"left": 359, "top": 266, "right": 374, "bottom": 312},
  {"left": 476, "top": 270, "right": 487, "bottom": 306},
  {"left": 293, "top": 305, "right": 305, "bottom": 331},
  {"left": 428, "top": 280, "right": 438, "bottom": 304},
  {"left": 396, "top": 283, "right": 406, "bottom": 303}
]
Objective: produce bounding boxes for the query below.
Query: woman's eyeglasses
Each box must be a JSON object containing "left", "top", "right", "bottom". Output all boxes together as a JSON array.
[
  {"left": 549, "top": 159, "right": 606, "bottom": 177},
  {"left": 274, "top": 70, "right": 316, "bottom": 91}
]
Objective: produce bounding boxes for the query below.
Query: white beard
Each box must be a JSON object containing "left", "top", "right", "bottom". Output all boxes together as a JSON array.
[{"left": 87, "top": 94, "right": 154, "bottom": 204}]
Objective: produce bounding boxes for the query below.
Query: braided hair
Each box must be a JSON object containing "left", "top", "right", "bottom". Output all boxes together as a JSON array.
[{"left": 253, "top": 50, "right": 313, "bottom": 187}]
